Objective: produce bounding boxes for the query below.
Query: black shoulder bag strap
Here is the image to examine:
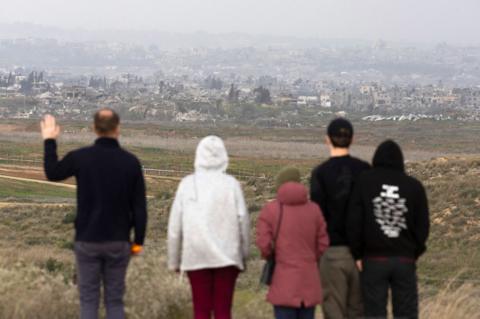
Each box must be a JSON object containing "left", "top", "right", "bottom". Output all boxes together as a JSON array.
[
  {"left": 272, "top": 203, "right": 284, "bottom": 252},
  {"left": 260, "top": 202, "right": 284, "bottom": 285}
]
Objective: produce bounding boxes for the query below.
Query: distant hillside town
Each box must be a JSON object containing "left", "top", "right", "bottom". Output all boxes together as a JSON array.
[{"left": 0, "top": 38, "right": 479, "bottom": 125}]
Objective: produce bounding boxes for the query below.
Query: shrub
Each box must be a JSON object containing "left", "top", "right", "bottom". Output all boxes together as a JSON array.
[
  {"left": 44, "top": 258, "right": 65, "bottom": 274},
  {"left": 62, "top": 212, "right": 76, "bottom": 224}
]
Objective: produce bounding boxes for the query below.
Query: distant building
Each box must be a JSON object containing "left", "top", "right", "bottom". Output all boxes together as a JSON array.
[
  {"left": 360, "top": 85, "right": 374, "bottom": 95},
  {"left": 63, "top": 86, "right": 87, "bottom": 99},
  {"left": 373, "top": 92, "right": 392, "bottom": 107},
  {"left": 320, "top": 94, "right": 332, "bottom": 108},
  {"left": 297, "top": 95, "right": 319, "bottom": 106}
]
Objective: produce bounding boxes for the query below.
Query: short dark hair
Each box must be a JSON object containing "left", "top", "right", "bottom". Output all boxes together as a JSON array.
[
  {"left": 327, "top": 118, "right": 353, "bottom": 148},
  {"left": 94, "top": 108, "right": 120, "bottom": 135}
]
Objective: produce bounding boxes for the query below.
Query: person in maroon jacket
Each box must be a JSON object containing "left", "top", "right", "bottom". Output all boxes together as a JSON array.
[{"left": 256, "top": 167, "right": 330, "bottom": 319}]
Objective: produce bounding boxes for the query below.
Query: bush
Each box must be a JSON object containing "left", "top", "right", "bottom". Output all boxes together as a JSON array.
[
  {"left": 60, "top": 240, "right": 74, "bottom": 250},
  {"left": 156, "top": 190, "right": 174, "bottom": 201},
  {"left": 62, "top": 212, "right": 76, "bottom": 224},
  {"left": 44, "top": 258, "right": 65, "bottom": 274}
]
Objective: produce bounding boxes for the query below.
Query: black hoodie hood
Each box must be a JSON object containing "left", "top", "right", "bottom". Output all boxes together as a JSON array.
[{"left": 372, "top": 140, "right": 405, "bottom": 172}]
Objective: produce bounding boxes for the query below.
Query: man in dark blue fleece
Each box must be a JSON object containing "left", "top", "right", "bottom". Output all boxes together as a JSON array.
[
  {"left": 41, "top": 109, "right": 147, "bottom": 319},
  {"left": 347, "top": 140, "right": 430, "bottom": 319}
]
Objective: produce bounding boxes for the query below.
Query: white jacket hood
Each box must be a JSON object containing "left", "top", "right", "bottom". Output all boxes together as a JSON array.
[
  {"left": 167, "top": 137, "right": 250, "bottom": 271},
  {"left": 194, "top": 135, "right": 229, "bottom": 173}
]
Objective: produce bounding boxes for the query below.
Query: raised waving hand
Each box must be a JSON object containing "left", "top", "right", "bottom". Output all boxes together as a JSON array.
[{"left": 40, "top": 114, "right": 60, "bottom": 140}]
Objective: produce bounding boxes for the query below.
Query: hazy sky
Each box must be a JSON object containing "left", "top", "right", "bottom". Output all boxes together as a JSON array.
[{"left": 0, "top": 0, "right": 478, "bottom": 44}]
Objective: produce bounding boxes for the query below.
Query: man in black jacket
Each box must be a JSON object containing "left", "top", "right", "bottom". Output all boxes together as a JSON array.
[
  {"left": 41, "top": 109, "right": 147, "bottom": 319},
  {"left": 310, "top": 118, "right": 370, "bottom": 319},
  {"left": 347, "top": 140, "right": 430, "bottom": 319}
]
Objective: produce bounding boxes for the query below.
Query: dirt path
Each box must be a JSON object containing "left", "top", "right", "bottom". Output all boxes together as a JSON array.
[
  {"left": 0, "top": 202, "right": 74, "bottom": 208},
  {"left": 0, "top": 174, "right": 76, "bottom": 189},
  {"left": 0, "top": 165, "right": 181, "bottom": 183}
]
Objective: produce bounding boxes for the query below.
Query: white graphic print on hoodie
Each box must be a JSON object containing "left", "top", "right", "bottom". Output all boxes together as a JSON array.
[
  {"left": 373, "top": 184, "right": 408, "bottom": 238},
  {"left": 167, "top": 136, "right": 250, "bottom": 271}
]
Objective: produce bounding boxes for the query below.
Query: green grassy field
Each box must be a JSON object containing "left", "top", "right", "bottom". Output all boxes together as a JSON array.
[{"left": 0, "top": 178, "right": 75, "bottom": 202}]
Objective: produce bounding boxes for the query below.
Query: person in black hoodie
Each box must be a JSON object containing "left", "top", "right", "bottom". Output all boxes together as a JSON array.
[{"left": 347, "top": 140, "right": 430, "bottom": 319}]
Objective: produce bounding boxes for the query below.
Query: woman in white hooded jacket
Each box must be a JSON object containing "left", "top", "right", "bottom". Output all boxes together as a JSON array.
[{"left": 168, "top": 135, "right": 250, "bottom": 319}]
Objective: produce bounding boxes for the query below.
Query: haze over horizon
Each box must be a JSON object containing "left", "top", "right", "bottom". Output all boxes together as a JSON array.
[{"left": 0, "top": 0, "right": 478, "bottom": 45}]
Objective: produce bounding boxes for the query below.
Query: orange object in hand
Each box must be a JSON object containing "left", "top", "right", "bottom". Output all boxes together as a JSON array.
[{"left": 131, "top": 244, "right": 143, "bottom": 255}]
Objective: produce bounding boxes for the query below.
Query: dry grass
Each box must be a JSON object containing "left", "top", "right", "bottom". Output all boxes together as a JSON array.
[
  {"left": 124, "top": 254, "right": 191, "bottom": 319},
  {"left": 0, "top": 252, "right": 191, "bottom": 319},
  {"left": 420, "top": 283, "right": 480, "bottom": 319},
  {"left": 0, "top": 265, "right": 78, "bottom": 319},
  {"left": 0, "top": 257, "right": 479, "bottom": 319}
]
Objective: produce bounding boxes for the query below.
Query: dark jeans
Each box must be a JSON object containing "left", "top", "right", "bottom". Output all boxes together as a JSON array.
[
  {"left": 74, "top": 241, "right": 131, "bottom": 319},
  {"left": 274, "top": 306, "right": 315, "bottom": 319},
  {"left": 362, "top": 257, "right": 418, "bottom": 319}
]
